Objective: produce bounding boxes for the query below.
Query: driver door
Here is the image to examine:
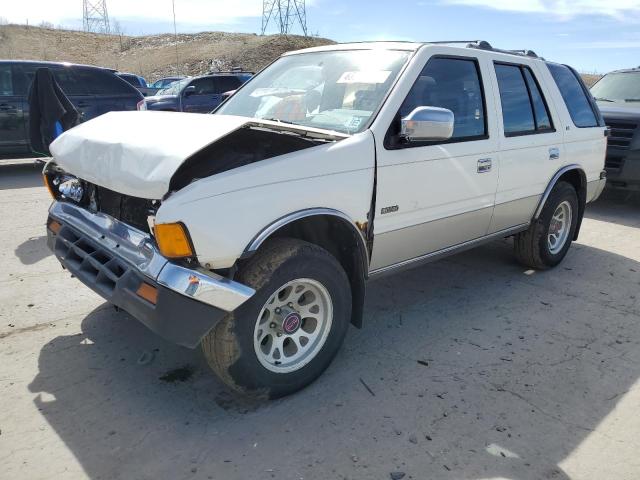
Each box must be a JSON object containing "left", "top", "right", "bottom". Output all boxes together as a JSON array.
[
  {"left": 182, "top": 77, "right": 221, "bottom": 113},
  {"left": 370, "top": 55, "right": 500, "bottom": 271}
]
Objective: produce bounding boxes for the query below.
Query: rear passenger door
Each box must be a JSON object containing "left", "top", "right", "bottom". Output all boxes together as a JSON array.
[
  {"left": 0, "top": 63, "right": 27, "bottom": 157},
  {"left": 488, "top": 61, "right": 563, "bottom": 232},
  {"left": 182, "top": 77, "right": 220, "bottom": 113},
  {"left": 371, "top": 55, "right": 500, "bottom": 271}
]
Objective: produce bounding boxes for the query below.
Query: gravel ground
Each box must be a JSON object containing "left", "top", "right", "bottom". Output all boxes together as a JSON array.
[{"left": 1, "top": 161, "right": 639, "bottom": 480}]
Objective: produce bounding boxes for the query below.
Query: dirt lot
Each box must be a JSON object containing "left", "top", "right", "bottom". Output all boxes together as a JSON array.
[{"left": 1, "top": 161, "right": 639, "bottom": 480}]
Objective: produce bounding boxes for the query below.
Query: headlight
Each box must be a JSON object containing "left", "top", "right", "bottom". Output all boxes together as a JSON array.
[{"left": 57, "top": 177, "right": 84, "bottom": 203}]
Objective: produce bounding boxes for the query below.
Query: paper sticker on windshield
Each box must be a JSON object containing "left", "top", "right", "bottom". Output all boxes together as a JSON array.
[{"left": 337, "top": 71, "right": 391, "bottom": 84}]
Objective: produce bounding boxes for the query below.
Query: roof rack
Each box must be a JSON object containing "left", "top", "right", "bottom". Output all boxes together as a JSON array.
[{"left": 462, "top": 40, "right": 543, "bottom": 60}]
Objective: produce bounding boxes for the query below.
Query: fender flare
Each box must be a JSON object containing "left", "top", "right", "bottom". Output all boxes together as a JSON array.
[
  {"left": 533, "top": 164, "right": 586, "bottom": 220},
  {"left": 244, "top": 207, "right": 369, "bottom": 262},
  {"left": 243, "top": 208, "right": 370, "bottom": 328},
  {"left": 532, "top": 164, "right": 587, "bottom": 240}
]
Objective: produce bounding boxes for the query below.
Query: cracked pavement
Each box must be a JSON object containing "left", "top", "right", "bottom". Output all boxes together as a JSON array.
[{"left": 1, "top": 161, "right": 639, "bottom": 480}]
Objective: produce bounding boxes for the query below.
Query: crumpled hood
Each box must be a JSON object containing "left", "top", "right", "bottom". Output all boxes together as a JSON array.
[{"left": 50, "top": 111, "right": 250, "bottom": 199}]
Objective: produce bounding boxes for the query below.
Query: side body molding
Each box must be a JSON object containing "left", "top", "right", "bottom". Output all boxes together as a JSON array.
[
  {"left": 533, "top": 164, "right": 585, "bottom": 220},
  {"left": 245, "top": 207, "right": 369, "bottom": 260}
]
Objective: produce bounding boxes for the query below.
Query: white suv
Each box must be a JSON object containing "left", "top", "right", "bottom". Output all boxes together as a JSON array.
[{"left": 44, "top": 41, "right": 607, "bottom": 397}]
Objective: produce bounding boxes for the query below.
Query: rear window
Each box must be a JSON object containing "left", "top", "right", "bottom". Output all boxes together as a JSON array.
[
  {"left": 547, "top": 63, "right": 598, "bottom": 128},
  {"left": 119, "top": 74, "right": 141, "bottom": 87},
  {"left": 75, "top": 68, "right": 137, "bottom": 95}
]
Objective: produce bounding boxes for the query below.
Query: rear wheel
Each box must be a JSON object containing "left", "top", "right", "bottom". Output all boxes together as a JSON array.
[
  {"left": 514, "top": 181, "right": 579, "bottom": 269},
  {"left": 201, "top": 238, "right": 351, "bottom": 398}
]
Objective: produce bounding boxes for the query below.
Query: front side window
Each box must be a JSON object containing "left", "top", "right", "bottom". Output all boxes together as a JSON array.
[
  {"left": 189, "top": 77, "right": 216, "bottom": 95},
  {"left": 547, "top": 62, "right": 598, "bottom": 128},
  {"left": 217, "top": 49, "right": 411, "bottom": 134},
  {"left": 398, "top": 57, "right": 486, "bottom": 140},
  {"left": 495, "top": 63, "right": 553, "bottom": 136}
]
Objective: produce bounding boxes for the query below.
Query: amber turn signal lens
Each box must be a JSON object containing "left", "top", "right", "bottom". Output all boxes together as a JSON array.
[
  {"left": 154, "top": 223, "right": 194, "bottom": 258},
  {"left": 136, "top": 282, "right": 158, "bottom": 305},
  {"left": 43, "top": 174, "right": 56, "bottom": 199},
  {"left": 47, "top": 219, "right": 62, "bottom": 234}
]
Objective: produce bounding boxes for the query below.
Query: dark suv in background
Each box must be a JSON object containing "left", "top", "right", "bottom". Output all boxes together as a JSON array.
[
  {"left": 591, "top": 68, "right": 640, "bottom": 191},
  {"left": 0, "top": 60, "right": 143, "bottom": 159},
  {"left": 139, "top": 71, "right": 252, "bottom": 113}
]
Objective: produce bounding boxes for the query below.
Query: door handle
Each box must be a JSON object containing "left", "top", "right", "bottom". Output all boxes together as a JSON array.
[
  {"left": 0, "top": 104, "right": 16, "bottom": 112},
  {"left": 477, "top": 158, "right": 492, "bottom": 173},
  {"left": 549, "top": 147, "right": 560, "bottom": 160}
]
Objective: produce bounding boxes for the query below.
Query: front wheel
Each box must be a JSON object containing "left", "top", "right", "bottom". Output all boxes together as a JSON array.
[
  {"left": 201, "top": 238, "right": 351, "bottom": 398},
  {"left": 514, "top": 181, "right": 579, "bottom": 269}
]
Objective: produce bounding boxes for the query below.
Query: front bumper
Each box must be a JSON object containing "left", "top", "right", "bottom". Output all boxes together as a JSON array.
[
  {"left": 606, "top": 148, "right": 640, "bottom": 191},
  {"left": 47, "top": 201, "right": 255, "bottom": 348}
]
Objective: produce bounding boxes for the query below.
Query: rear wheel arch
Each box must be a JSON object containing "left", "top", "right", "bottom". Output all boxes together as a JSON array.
[
  {"left": 534, "top": 165, "right": 586, "bottom": 240},
  {"left": 243, "top": 209, "right": 370, "bottom": 328}
]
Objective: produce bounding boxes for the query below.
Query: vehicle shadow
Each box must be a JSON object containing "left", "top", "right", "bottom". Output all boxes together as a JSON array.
[
  {"left": 0, "top": 161, "right": 46, "bottom": 190},
  {"left": 28, "top": 240, "right": 640, "bottom": 480},
  {"left": 585, "top": 188, "right": 640, "bottom": 229},
  {"left": 14, "top": 235, "right": 51, "bottom": 265}
]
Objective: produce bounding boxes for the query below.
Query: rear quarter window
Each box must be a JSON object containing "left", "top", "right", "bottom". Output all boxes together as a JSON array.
[
  {"left": 75, "top": 68, "right": 139, "bottom": 95},
  {"left": 547, "top": 63, "right": 599, "bottom": 128}
]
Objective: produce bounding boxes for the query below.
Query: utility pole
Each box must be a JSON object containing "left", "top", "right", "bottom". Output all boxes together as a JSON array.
[
  {"left": 261, "top": 0, "right": 308, "bottom": 36},
  {"left": 83, "top": 0, "right": 110, "bottom": 34}
]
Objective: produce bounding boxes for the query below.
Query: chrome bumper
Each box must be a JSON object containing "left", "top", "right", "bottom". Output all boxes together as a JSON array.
[{"left": 48, "top": 201, "right": 255, "bottom": 312}]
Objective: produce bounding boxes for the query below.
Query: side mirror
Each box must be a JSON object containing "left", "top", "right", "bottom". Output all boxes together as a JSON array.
[
  {"left": 184, "top": 85, "right": 196, "bottom": 97},
  {"left": 401, "top": 106, "right": 454, "bottom": 142}
]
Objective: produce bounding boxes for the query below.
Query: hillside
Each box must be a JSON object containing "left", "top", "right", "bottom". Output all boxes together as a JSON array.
[
  {"left": 0, "top": 25, "right": 601, "bottom": 86},
  {"left": 0, "top": 24, "right": 334, "bottom": 81}
]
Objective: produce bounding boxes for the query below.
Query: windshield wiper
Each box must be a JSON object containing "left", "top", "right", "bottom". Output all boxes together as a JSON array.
[
  {"left": 625, "top": 98, "right": 640, "bottom": 102},
  {"left": 594, "top": 97, "right": 614, "bottom": 102},
  {"left": 263, "top": 117, "right": 296, "bottom": 125}
]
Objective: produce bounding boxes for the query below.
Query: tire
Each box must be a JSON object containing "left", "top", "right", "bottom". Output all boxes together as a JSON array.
[
  {"left": 514, "top": 181, "right": 579, "bottom": 269},
  {"left": 201, "top": 238, "right": 352, "bottom": 398}
]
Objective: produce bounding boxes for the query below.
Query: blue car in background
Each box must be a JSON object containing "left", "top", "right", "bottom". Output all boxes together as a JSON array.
[
  {"left": 139, "top": 71, "right": 252, "bottom": 113},
  {"left": 0, "top": 60, "right": 143, "bottom": 159}
]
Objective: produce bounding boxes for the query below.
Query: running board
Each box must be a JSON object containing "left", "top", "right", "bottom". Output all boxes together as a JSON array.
[{"left": 368, "top": 223, "right": 530, "bottom": 278}]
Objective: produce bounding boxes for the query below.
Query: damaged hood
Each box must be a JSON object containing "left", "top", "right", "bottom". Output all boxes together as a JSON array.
[{"left": 50, "top": 111, "right": 345, "bottom": 199}]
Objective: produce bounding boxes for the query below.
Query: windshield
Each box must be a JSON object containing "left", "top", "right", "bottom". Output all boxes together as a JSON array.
[
  {"left": 216, "top": 49, "right": 411, "bottom": 134},
  {"left": 157, "top": 78, "right": 190, "bottom": 95},
  {"left": 591, "top": 72, "right": 640, "bottom": 102}
]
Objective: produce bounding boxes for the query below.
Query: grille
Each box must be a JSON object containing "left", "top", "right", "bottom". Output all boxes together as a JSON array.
[
  {"left": 606, "top": 121, "right": 637, "bottom": 150},
  {"left": 605, "top": 155, "right": 625, "bottom": 172},
  {"left": 54, "top": 224, "right": 129, "bottom": 296},
  {"left": 88, "top": 184, "right": 157, "bottom": 233}
]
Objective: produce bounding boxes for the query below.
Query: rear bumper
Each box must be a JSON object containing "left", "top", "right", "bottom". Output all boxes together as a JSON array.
[
  {"left": 47, "top": 201, "right": 254, "bottom": 348},
  {"left": 587, "top": 173, "right": 607, "bottom": 203}
]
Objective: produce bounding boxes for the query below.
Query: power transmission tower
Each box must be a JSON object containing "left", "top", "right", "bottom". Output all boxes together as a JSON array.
[
  {"left": 83, "top": 0, "right": 110, "bottom": 34},
  {"left": 261, "top": 0, "right": 308, "bottom": 36}
]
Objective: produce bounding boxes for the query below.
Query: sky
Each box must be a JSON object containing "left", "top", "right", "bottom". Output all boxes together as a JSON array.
[{"left": 3, "top": 0, "right": 640, "bottom": 73}]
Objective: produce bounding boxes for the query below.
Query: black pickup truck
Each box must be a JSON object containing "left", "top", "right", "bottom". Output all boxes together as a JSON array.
[{"left": 591, "top": 68, "right": 640, "bottom": 191}]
